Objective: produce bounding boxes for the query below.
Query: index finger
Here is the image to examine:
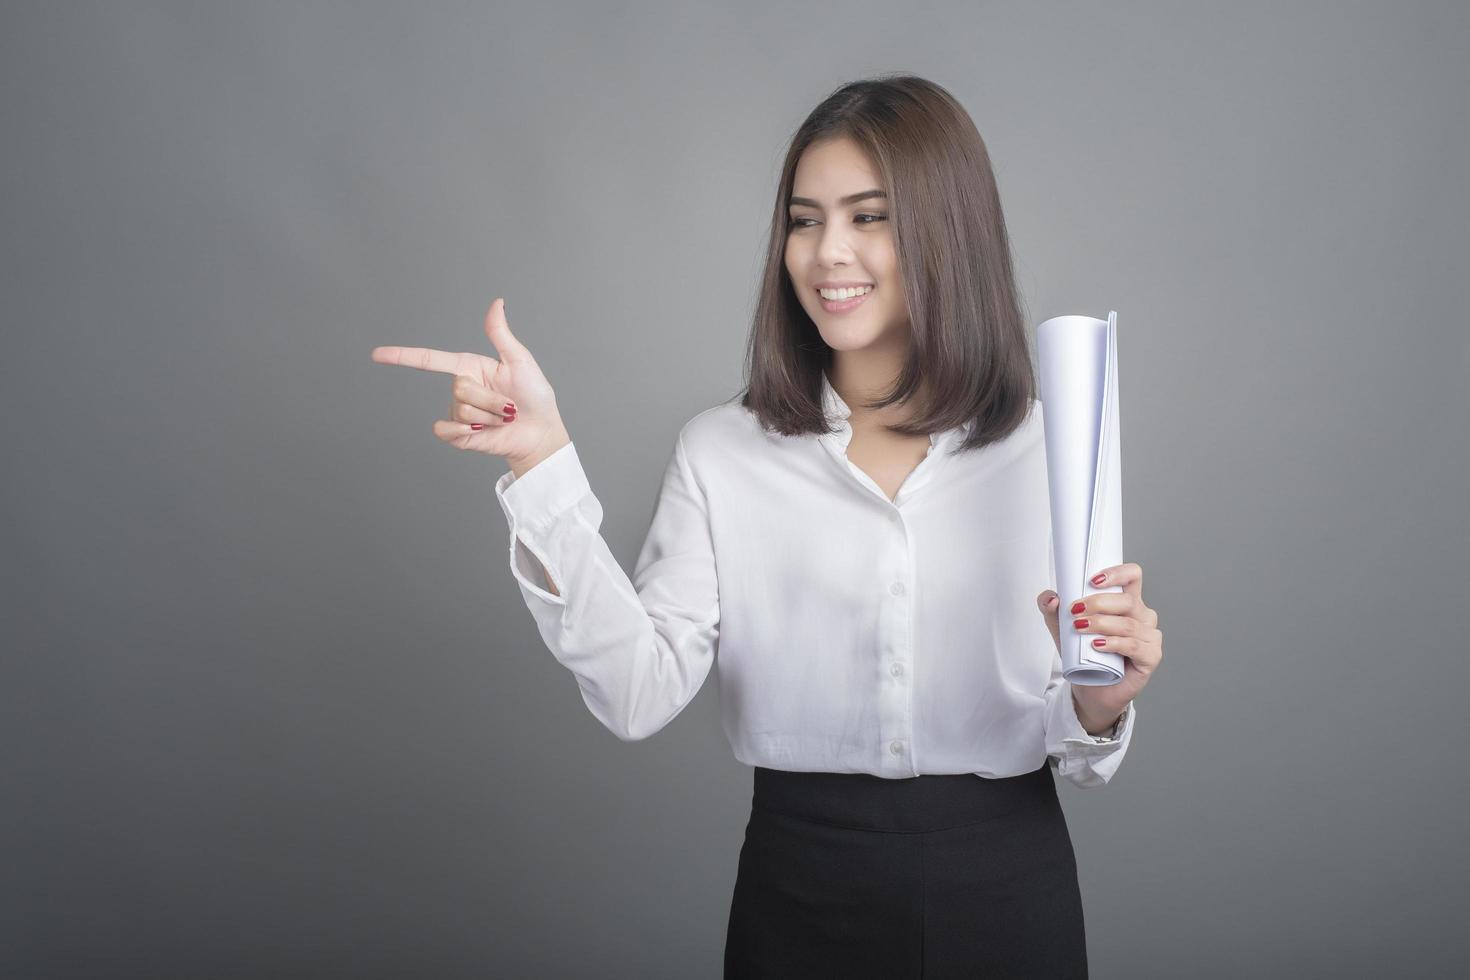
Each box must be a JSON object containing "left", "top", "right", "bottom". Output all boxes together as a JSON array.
[
  {"left": 1091, "top": 562, "right": 1143, "bottom": 600},
  {"left": 370, "top": 345, "right": 463, "bottom": 375}
]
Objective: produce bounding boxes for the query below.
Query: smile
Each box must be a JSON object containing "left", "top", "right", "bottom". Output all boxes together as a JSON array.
[{"left": 817, "top": 286, "right": 873, "bottom": 314}]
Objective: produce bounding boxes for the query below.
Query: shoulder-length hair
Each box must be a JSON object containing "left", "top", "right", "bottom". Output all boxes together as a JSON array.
[{"left": 739, "top": 73, "right": 1034, "bottom": 454}]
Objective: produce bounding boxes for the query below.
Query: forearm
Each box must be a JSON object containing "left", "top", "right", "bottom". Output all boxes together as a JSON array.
[{"left": 493, "top": 433, "right": 722, "bottom": 743}]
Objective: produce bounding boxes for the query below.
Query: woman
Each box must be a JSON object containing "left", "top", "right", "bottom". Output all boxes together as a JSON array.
[{"left": 372, "top": 74, "right": 1163, "bottom": 978}]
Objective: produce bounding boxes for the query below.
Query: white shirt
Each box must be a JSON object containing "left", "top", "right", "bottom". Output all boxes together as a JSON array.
[{"left": 494, "top": 371, "right": 1136, "bottom": 787}]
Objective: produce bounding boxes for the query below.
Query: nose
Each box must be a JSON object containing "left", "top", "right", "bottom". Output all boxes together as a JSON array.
[{"left": 815, "top": 221, "right": 857, "bottom": 267}]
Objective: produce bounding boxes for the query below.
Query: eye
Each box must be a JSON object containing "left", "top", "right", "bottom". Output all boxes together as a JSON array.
[{"left": 786, "top": 213, "right": 889, "bottom": 229}]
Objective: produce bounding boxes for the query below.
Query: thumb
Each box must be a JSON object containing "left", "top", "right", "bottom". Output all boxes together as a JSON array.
[
  {"left": 484, "top": 297, "right": 533, "bottom": 365},
  {"left": 1036, "top": 590, "right": 1061, "bottom": 649}
]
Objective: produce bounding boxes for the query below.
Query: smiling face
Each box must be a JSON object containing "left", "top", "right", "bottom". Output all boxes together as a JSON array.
[{"left": 783, "top": 137, "right": 910, "bottom": 356}]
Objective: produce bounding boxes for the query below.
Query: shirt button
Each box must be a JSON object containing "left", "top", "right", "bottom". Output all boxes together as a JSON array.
[
  {"left": 890, "top": 739, "right": 904, "bottom": 755},
  {"left": 890, "top": 662, "right": 904, "bottom": 677},
  {"left": 889, "top": 581, "right": 906, "bottom": 596}
]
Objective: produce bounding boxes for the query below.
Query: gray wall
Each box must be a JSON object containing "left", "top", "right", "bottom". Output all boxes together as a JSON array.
[{"left": 3, "top": 1, "right": 1466, "bottom": 976}]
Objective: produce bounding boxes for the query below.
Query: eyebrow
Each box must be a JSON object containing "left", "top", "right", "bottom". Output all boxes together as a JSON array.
[{"left": 788, "top": 189, "right": 888, "bottom": 209}]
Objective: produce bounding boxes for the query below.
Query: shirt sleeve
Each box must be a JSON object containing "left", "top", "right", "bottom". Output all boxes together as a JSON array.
[
  {"left": 1039, "top": 526, "right": 1137, "bottom": 788},
  {"left": 493, "top": 434, "right": 720, "bottom": 742},
  {"left": 1043, "top": 671, "right": 1136, "bottom": 788}
]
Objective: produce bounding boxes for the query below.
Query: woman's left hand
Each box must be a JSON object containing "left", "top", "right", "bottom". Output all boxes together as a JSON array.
[{"left": 1036, "top": 561, "right": 1164, "bottom": 729}]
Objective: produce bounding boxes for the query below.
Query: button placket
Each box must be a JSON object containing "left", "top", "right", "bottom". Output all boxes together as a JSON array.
[
  {"left": 881, "top": 512, "right": 915, "bottom": 773},
  {"left": 900, "top": 510, "right": 922, "bottom": 775}
]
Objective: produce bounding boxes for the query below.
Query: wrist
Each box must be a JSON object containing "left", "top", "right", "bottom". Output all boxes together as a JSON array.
[
  {"left": 1072, "top": 690, "right": 1128, "bottom": 737},
  {"left": 508, "top": 424, "right": 571, "bottom": 479}
]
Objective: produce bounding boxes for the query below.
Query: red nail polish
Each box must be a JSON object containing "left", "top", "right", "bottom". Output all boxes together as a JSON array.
[
  {"left": 503, "top": 403, "right": 516, "bottom": 414},
  {"left": 1092, "top": 637, "right": 1106, "bottom": 647},
  {"left": 1073, "top": 618, "right": 1089, "bottom": 630},
  {"left": 470, "top": 423, "right": 484, "bottom": 430},
  {"left": 1091, "top": 573, "right": 1106, "bottom": 585},
  {"left": 1070, "top": 601, "right": 1086, "bottom": 615},
  {"left": 504, "top": 414, "right": 514, "bottom": 422}
]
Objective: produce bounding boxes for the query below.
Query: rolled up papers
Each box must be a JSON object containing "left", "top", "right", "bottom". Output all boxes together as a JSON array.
[{"left": 1037, "top": 310, "right": 1125, "bottom": 686}]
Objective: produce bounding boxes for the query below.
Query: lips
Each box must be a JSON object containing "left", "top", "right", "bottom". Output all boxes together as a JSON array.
[{"left": 817, "top": 285, "right": 874, "bottom": 314}]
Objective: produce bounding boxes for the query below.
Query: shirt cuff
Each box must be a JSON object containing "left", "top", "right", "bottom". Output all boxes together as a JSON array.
[
  {"left": 495, "top": 441, "right": 589, "bottom": 531},
  {"left": 1059, "top": 687, "right": 1134, "bottom": 748}
]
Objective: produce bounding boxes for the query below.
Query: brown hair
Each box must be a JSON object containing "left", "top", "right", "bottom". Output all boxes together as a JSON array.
[{"left": 739, "top": 73, "right": 1034, "bottom": 454}]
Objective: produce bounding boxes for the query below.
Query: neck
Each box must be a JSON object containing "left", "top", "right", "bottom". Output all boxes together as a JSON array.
[{"left": 828, "top": 347, "right": 925, "bottom": 432}]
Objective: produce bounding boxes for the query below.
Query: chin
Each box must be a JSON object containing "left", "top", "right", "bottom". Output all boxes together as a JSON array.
[
  {"left": 812, "top": 316, "right": 897, "bottom": 352},
  {"left": 819, "top": 332, "right": 884, "bottom": 352}
]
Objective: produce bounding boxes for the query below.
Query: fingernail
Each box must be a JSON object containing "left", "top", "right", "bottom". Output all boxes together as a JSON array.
[
  {"left": 1091, "top": 573, "right": 1106, "bottom": 585},
  {"left": 1073, "top": 618, "right": 1089, "bottom": 630},
  {"left": 1070, "top": 601, "right": 1086, "bottom": 615},
  {"left": 470, "top": 423, "right": 484, "bottom": 430},
  {"left": 504, "top": 414, "right": 514, "bottom": 422},
  {"left": 503, "top": 403, "right": 516, "bottom": 414},
  {"left": 1092, "top": 637, "right": 1106, "bottom": 647}
]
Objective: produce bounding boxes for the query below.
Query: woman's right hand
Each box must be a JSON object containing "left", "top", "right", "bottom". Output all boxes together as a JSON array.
[{"left": 371, "top": 297, "right": 570, "bottom": 473}]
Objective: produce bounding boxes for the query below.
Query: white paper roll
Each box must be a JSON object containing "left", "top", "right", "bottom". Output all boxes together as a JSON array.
[{"left": 1037, "top": 310, "right": 1125, "bottom": 686}]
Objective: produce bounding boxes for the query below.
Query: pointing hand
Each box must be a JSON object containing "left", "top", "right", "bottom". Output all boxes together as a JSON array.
[{"left": 371, "top": 297, "right": 570, "bottom": 470}]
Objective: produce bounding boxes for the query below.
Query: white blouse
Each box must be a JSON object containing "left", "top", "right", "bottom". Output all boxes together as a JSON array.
[{"left": 494, "top": 370, "right": 1136, "bottom": 788}]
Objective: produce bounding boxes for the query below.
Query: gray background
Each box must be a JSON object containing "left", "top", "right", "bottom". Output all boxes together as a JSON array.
[{"left": 3, "top": 1, "right": 1466, "bottom": 976}]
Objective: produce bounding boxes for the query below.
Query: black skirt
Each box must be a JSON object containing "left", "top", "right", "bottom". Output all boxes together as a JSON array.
[{"left": 723, "top": 761, "right": 1088, "bottom": 978}]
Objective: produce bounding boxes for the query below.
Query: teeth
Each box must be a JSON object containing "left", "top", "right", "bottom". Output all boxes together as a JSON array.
[{"left": 819, "top": 285, "right": 873, "bottom": 300}]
